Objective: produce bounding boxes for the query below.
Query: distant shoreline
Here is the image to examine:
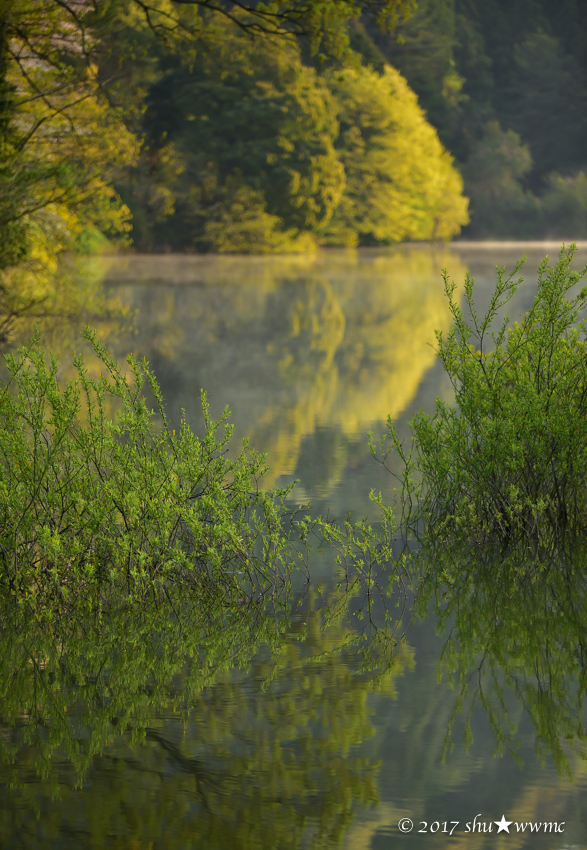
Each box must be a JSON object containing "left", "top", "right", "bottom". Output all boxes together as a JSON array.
[{"left": 451, "top": 240, "right": 587, "bottom": 249}]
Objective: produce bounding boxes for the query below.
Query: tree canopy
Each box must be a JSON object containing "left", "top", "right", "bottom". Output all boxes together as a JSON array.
[
  {"left": 324, "top": 63, "right": 468, "bottom": 245},
  {"left": 0, "top": 0, "right": 137, "bottom": 334},
  {"left": 0, "top": 0, "right": 476, "bottom": 323},
  {"left": 137, "top": 30, "right": 345, "bottom": 251},
  {"left": 366, "top": 0, "right": 587, "bottom": 238},
  {"left": 2, "top": 0, "right": 587, "bottom": 297},
  {"left": 119, "top": 17, "right": 468, "bottom": 252},
  {"left": 122, "top": 0, "right": 416, "bottom": 56}
]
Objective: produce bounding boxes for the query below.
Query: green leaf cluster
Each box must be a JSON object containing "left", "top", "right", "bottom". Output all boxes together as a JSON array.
[
  {"left": 0, "top": 327, "right": 304, "bottom": 621},
  {"left": 324, "top": 64, "right": 468, "bottom": 245},
  {"left": 376, "top": 244, "right": 587, "bottom": 547}
]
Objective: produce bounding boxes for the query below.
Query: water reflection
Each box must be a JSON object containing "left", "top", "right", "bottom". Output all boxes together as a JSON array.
[
  {"left": 417, "top": 532, "right": 587, "bottom": 776},
  {"left": 0, "top": 589, "right": 412, "bottom": 849},
  {"left": 5, "top": 244, "right": 587, "bottom": 848},
  {"left": 342, "top": 532, "right": 587, "bottom": 849},
  {"left": 93, "top": 247, "right": 468, "bottom": 491}
]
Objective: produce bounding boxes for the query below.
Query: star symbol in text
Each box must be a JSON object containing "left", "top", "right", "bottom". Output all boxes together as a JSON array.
[{"left": 494, "top": 815, "right": 513, "bottom": 833}]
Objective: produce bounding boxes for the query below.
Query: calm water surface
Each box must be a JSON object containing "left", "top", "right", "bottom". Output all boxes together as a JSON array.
[{"left": 2, "top": 243, "right": 587, "bottom": 848}]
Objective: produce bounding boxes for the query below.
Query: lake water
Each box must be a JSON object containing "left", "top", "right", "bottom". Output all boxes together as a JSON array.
[{"left": 2, "top": 243, "right": 587, "bottom": 848}]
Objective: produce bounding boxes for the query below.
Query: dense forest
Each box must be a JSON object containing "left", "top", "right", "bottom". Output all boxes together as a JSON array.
[
  {"left": 117, "top": 25, "right": 468, "bottom": 252},
  {"left": 116, "top": 0, "right": 587, "bottom": 248},
  {"left": 1, "top": 0, "right": 587, "bottom": 328},
  {"left": 374, "top": 0, "right": 587, "bottom": 238}
]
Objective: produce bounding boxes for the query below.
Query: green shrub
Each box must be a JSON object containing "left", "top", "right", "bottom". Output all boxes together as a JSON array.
[
  {"left": 0, "top": 329, "right": 303, "bottom": 622},
  {"left": 375, "top": 244, "right": 587, "bottom": 548}
]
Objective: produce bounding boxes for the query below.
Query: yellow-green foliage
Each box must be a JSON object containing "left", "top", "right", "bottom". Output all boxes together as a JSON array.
[
  {"left": 325, "top": 65, "right": 469, "bottom": 245},
  {"left": 129, "top": 18, "right": 468, "bottom": 252},
  {"left": 377, "top": 245, "right": 587, "bottom": 547},
  {"left": 0, "top": 328, "right": 302, "bottom": 618},
  {"left": 200, "top": 179, "right": 319, "bottom": 255},
  {"left": 130, "top": 24, "right": 346, "bottom": 253},
  {"left": 0, "top": 1, "right": 138, "bottom": 332},
  {"left": 2, "top": 2, "right": 467, "bottom": 282}
]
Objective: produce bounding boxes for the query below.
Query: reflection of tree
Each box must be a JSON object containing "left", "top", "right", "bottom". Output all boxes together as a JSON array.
[
  {"left": 0, "top": 592, "right": 413, "bottom": 849},
  {"left": 3, "top": 255, "right": 134, "bottom": 356},
  {"left": 90, "top": 248, "right": 467, "bottom": 492},
  {"left": 415, "top": 534, "right": 587, "bottom": 778},
  {"left": 327, "top": 250, "right": 461, "bottom": 431},
  {"left": 337, "top": 548, "right": 587, "bottom": 850},
  {"left": 294, "top": 426, "right": 351, "bottom": 498}
]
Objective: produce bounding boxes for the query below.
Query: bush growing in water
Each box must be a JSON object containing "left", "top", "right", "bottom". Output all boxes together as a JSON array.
[
  {"left": 375, "top": 244, "right": 587, "bottom": 548},
  {"left": 0, "top": 329, "right": 304, "bottom": 622}
]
